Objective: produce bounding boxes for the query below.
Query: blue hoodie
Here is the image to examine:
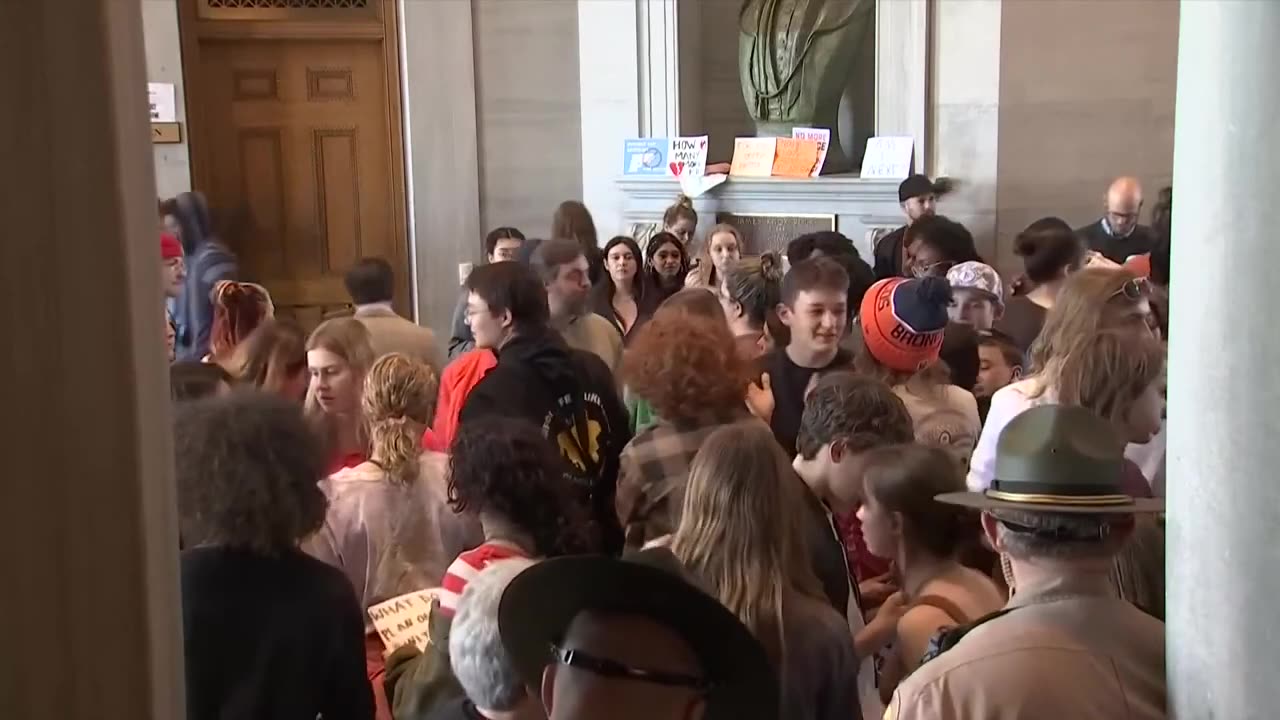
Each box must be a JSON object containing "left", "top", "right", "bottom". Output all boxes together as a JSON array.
[{"left": 170, "top": 192, "right": 238, "bottom": 361}]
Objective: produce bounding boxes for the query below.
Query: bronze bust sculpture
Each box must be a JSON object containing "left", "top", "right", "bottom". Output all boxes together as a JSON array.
[{"left": 739, "top": 0, "right": 874, "bottom": 173}]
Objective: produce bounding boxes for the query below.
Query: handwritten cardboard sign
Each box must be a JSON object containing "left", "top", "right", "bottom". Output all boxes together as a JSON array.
[
  {"left": 368, "top": 589, "right": 440, "bottom": 654},
  {"left": 791, "top": 127, "right": 831, "bottom": 176},
  {"left": 668, "top": 135, "right": 709, "bottom": 178},
  {"left": 772, "top": 138, "right": 821, "bottom": 178},
  {"left": 860, "top": 136, "right": 915, "bottom": 179},
  {"left": 730, "top": 137, "right": 778, "bottom": 177}
]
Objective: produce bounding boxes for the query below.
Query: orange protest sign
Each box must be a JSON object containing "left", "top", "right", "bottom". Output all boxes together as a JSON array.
[
  {"left": 771, "top": 138, "right": 820, "bottom": 178},
  {"left": 729, "top": 137, "right": 777, "bottom": 177}
]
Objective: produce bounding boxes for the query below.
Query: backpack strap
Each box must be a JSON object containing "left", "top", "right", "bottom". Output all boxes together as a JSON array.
[{"left": 919, "top": 606, "right": 1016, "bottom": 666}]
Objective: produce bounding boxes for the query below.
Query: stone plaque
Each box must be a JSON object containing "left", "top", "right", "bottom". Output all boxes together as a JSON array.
[{"left": 715, "top": 212, "right": 837, "bottom": 255}]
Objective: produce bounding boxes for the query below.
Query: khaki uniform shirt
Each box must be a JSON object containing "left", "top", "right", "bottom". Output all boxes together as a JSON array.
[{"left": 886, "top": 574, "right": 1166, "bottom": 720}]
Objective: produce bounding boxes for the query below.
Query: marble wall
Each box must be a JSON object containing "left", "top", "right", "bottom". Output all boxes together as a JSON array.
[
  {"left": 403, "top": 0, "right": 583, "bottom": 334},
  {"left": 994, "top": 0, "right": 1179, "bottom": 272},
  {"left": 474, "top": 0, "right": 583, "bottom": 240},
  {"left": 141, "top": 0, "right": 190, "bottom": 199},
  {"left": 930, "top": 0, "right": 1002, "bottom": 258}
]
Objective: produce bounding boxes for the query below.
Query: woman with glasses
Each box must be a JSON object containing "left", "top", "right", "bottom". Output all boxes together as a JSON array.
[
  {"left": 968, "top": 267, "right": 1164, "bottom": 493},
  {"left": 901, "top": 215, "right": 981, "bottom": 279},
  {"left": 671, "top": 421, "right": 860, "bottom": 720}
]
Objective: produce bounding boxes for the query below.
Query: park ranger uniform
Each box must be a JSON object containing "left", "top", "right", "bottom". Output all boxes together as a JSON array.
[{"left": 885, "top": 574, "right": 1166, "bottom": 720}]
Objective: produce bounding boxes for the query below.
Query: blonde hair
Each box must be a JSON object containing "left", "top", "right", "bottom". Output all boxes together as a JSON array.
[
  {"left": 304, "top": 318, "right": 376, "bottom": 453},
  {"left": 662, "top": 194, "right": 697, "bottom": 229},
  {"left": 1052, "top": 329, "right": 1165, "bottom": 427},
  {"left": 363, "top": 353, "right": 439, "bottom": 486},
  {"left": 691, "top": 223, "right": 744, "bottom": 289},
  {"left": 670, "top": 421, "right": 821, "bottom": 666},
  {"left": 1029, "top": 267, "right": 1148, "bottom": 373}
]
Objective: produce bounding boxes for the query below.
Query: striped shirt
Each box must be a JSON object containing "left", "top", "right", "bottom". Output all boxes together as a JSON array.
[{"left": 437, "top": 542, "right": 530, "bottom": 616}]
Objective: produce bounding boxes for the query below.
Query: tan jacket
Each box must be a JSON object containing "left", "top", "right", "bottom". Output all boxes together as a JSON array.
[
  {"left": 354, "top": 305, "right": 442, "bottom": 372},
  {"left": 557, "top": 313, "right": 624, "bottom": 374},
  {"left": 887, "top": 574, "right": 1166, "bottom": 720}
]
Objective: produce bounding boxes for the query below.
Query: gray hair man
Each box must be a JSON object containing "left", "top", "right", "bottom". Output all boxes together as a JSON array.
[
  {"left": 440, "top": 558, "right": 542, "bottom": 720},
  {"left": 529, "top": 238, "right": 623, "bottom": 373},
  {"left": 887, "top": 405, "right": 1167, "bottom": 720}
]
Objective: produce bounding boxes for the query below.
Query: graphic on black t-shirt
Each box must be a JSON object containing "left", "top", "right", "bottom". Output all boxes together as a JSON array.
[{"left": 542, "top": 391, "right": 610, "bottom": 487}]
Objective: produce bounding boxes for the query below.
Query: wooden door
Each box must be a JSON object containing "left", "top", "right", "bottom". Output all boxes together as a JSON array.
[{"left": 180, "top": 0, "right": 409, "bottom": 330}]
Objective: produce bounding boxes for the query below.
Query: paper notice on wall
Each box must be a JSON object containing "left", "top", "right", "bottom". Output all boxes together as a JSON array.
[
  {"left": 729, "top": 137, "right": 778, "bottom": 177},
  {"left": 148, "top": 82, "right": 177, "bottom": 122},
  {"left": 368, "top": 588, "right": 440, "bottom": 654},
  {"left": 623, "top": 138, "right": 669, "bottom": 175},
  {"left": 860, "top": 136, "right": 915, "bottom": 179},
  {"left": 772, "top": 138, "right": 821, "bottom": 178},
  {"left": 791, "top": 127, "right": 831, "bottom": 176}
]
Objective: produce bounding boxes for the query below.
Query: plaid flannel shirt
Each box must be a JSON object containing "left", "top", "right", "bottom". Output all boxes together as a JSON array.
[{"left": 615, "top": 413, "right": 757, "bottom": 550}]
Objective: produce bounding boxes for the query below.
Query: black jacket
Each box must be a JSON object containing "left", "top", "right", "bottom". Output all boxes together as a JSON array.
[
  {"left": 872, "top": 225, "right": 907, "bottom": 280},
  {"left": 1076, "top": 219, "right": 1156, "bottom": 264},
  {"left": 459, "top": 328, "right": 631, "bottom": 554}
]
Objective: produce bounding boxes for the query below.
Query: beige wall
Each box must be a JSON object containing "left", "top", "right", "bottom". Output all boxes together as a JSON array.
[
  {"left": 930, "top": 0, "right": 1002, "bottom": 256},
  {"left": 474, "top": 0, "right": 582, "bottom": 240},
  {"left": 403, "top": 0, "right": 583, "bottom": 335},
  {"left": 994, "top": 0, "right": 1178, "bottom": 272},
  {"left": 142, "top": 0, "right": 190, "bottom": 198}
]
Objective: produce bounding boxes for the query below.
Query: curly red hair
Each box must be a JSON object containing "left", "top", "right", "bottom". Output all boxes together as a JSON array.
[{"left": 622, "top": 307, "right": 747, "bottom": 423}]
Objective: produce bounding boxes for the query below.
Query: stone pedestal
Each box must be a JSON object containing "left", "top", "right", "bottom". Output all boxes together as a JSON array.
[{"left": 617, "top": 175, "right": 902, "bottom": 259}]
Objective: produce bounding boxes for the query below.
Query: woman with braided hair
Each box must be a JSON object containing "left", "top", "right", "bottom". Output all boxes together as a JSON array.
[
  {"left": 306, "top": 352, "right": 482, "bottom": 720},
  {"left": 308, "top": 352, "right": 481, "bottom": 613}
]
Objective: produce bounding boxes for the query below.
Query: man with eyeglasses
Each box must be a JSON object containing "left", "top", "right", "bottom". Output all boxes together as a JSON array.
[
  {"left": 1077, "top": 176, "right": 1157, "bottom": 264},
  {"left": 498, "top": 550, "right": 779, "bottom": 720}
]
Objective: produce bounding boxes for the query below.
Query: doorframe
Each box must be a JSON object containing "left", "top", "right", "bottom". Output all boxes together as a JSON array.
[{"left": 175, "top": 0, "right": 412, "bottom": 313}]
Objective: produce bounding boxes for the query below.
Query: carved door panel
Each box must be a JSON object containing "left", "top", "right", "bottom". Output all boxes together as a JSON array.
[
  {"left": 181, "top": 0, "right": 409, "bottom": 332},
  {"left": 196, "top": 39, "right": 403, "bottom": 329}
]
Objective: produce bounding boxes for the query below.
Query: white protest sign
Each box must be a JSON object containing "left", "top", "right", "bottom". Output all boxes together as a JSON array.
[
  {"left": 666, "top": 136, "right": 709, "bottom": 178},
  {"left": 148, "top": 82, "right": 177, "bottom": 122},
  {"left": 678, "top": 173, "right": 727, "bottom": 199},
  {"left": 860, "top": 136, "right": 915, "bottom": 179},
  {"left": 368, "top": 588, "right": 440, "bottom": 654},
  {"left": 792, "top": 127, "right": 831, "bottom": 177}
]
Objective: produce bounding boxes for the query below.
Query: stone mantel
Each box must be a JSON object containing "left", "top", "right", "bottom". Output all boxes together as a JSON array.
[{"left": 617, "top": 175, "right": 904, "bottom": 257}]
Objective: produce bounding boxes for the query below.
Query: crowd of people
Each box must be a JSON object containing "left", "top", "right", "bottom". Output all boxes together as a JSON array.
[{"left": 161, "top": 173, "right": 1171, "bottom": 720}]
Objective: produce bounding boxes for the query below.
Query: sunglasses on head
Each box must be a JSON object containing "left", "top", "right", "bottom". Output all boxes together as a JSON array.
[
  {"left": 1111, "top": 277, "right": 1152, "bottom": 301},
  {"left": 550, "top": 644, "right": 713, "bottom": 693}
]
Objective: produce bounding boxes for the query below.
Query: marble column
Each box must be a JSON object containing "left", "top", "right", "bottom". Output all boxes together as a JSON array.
[
  {"left": 0, "top": 2, "right": 184, "bottom": 718},
  {"left": 1167, "top": 1, "right": 1280, "bottom": 717}
]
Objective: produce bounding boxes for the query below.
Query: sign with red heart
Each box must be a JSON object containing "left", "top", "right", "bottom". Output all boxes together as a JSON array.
[{"left": 667, "top": 136, "right": 708, "bottom": 178}]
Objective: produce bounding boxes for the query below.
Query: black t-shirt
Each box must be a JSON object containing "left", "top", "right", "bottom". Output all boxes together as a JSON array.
[
  {"left": 873, "top": 226, "right": 907, "bottom": 280},
  {"left": 182, "top": 546, "right": 374, "bottom": 720},
  {"left": 762, "top": 346, "right": 853, "bottom": 455}
]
